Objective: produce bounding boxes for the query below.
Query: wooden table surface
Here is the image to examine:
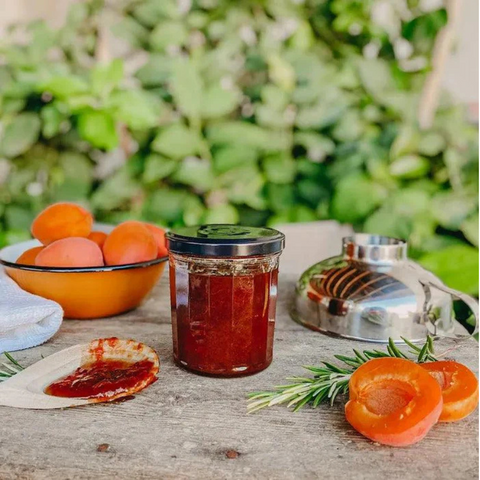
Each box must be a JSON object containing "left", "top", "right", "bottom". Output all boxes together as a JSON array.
[{"left": 0, "top": 269, "right": 478, "bottom": 479}]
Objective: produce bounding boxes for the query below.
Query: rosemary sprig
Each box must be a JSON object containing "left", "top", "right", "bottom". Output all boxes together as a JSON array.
[
  {"left": 0, "top": 352, "right": 24, "bottom": 381},
  {"left": 247, "top": 337, "right": 438, "bottom": 413}
]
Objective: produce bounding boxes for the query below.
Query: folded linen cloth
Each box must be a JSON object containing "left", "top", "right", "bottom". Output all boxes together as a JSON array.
[{"left": 0, "top": 267, "right": 63, "bottom": 353}]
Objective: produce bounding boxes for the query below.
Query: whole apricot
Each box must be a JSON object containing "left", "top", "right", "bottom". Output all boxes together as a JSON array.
[
  {"left": 88, "top": 231, "right": 108, "bottom": 249},
  {"left": 144, "top": 223, "right": 168, "bottom": 258},
  {"left": 103, "top": 221, "right": 157, "bottom": 266},
  {"left": 35, "top": 237, "right": 104, "bottom": 268},
  {"left": 16, "top": 246, "right": 44, "bottom": 265},
  {"left": 31, "top": 202, "right": 93, "bottom": 245}
]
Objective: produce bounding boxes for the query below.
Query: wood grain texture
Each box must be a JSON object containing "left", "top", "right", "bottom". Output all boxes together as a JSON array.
[{"left": 0, "top": 272, "right": 478, "bottom": 480}]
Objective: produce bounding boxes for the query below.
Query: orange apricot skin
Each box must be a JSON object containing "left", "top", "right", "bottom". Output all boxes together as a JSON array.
[
  {"left": 103, "top": 221, "right": 157, "bottom": 266},
  {"left": 31, "top": 203, "right": 93, "bottom": 245},
  {"left": 144, "top": 223, "right": 168, "bottom": 258},
  {"left": 16, "top": 246, "right": 44, "bottom": 265},
  {"left": 421, "top": 361, "right": 479, "bottom": 422},
  {"left": 35, "top": 237, "right": 104, "bottom": 268},
  {"left": 345, "top": 358, "right": 443, "bottom": 447},
  {"left": 88, "top": 231, "right": 108, "bottom": 249}
]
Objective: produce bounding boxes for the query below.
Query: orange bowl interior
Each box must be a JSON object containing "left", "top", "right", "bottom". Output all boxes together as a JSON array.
[{"left": 1, "top": 240, "right": 166, "bottom": 319}]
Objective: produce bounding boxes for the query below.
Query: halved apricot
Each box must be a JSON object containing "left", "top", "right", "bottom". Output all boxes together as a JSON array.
[
  {"left": 345, "top": 358, "right": 443, "bottom": 447},
  {"left": 144, "top": 223, "right": 168, "bottom": 258},
  {"left": 88, "top": 231, "right": 108, "bottom": 249},
  {"left": 31, "top": 203, "right": 93, "bottom": 245},
  {"left": 421, "top": 361, "right": 479, "bottom": 422},
  {"left": 103, "top": 221, "right": 157, "bottom": 266},
  {"left": 35, "top": 237, "right": 104, "bottom": 268},
  {"left": 16, "top": 246, "right": 44, "bottom": 265}
]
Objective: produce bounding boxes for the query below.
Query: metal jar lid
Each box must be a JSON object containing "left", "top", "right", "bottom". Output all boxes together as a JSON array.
[{"left": 166, "top": 224, "right": 285, "bottom": 257}]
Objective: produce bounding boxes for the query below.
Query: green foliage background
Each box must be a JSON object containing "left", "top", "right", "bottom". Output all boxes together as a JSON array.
[{"left": 0, "top": 0, "right": 478, "bottom": 295}]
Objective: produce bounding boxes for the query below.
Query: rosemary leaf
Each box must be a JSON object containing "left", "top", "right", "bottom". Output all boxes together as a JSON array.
[
  {"left": 417, "top": 343, "right": 429, "bottom": 363},
  {"left": 3, "top": 352, "right": 24, "bottom": 370},
  {"left": 427, "top": 336, "right": 435, "bottom": 354},
  {"left": 352, "top": 349, "right": 368, "bottom": 363}
]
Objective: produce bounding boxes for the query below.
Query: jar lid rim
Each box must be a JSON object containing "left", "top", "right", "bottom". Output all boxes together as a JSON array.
[{"left": 166, "top": 224, "right": 285, "bottom": 256}]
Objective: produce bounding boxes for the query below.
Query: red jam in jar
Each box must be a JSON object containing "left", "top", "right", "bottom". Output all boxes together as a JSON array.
[{"left": 167, "top": 225, "right": 285, "bottom": 377}]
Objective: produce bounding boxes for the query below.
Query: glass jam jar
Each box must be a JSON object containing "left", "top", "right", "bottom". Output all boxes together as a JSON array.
[{"left": 166, "top": 225, "right": 285, "bottom": 377}]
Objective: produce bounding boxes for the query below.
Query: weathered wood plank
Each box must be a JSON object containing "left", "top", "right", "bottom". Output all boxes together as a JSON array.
[{"left": 0, "top": 272, "right": 477, "bottom": 480}]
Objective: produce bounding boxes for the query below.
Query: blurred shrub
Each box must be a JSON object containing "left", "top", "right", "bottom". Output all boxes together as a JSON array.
[{"left": 0, "top": 0, "right": 478, "bottom": 294}]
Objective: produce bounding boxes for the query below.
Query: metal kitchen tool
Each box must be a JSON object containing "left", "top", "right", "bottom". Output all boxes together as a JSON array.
[{"left": 290, "top": 234, "right": 479, "bottom": 343}]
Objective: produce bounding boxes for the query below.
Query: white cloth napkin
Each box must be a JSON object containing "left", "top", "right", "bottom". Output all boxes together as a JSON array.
[{"left": 0, "top": 267, "right": 63, "bottom": 353}]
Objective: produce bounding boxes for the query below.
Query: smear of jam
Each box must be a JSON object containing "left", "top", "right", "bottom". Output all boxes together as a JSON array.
[
  {"left": 170, "top": 266, "right": 278, "bottom": 377},
  {"left": 45, "top": 359, "right": 156, "bottom": 399}
]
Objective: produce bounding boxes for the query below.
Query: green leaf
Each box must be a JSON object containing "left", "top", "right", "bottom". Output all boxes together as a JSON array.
[
  {"left": 66, "top": 2, "right": 88, "bottom": 26},
  {"left": 204, "top": 204, "right": 239, "bottom": 224},
  {"left": 135, "top": 54, "right": 172, "bottom": 87},
  {"left": 144, "top": 188, "right": 190, "bottom": 223},
  {"left": 267, "top": 184, "right": 296, "bottom": 212},
  {"left": 364, "top": 206, "right": 413, "bottom": 241},
  {"left": 213, "top": 146, "right": 258, "bottom": 173},
  {"left": 108, "top": 90, "right": 161, "bottom": 130},
  {"left": 172, "top": 157, "right": 214, "bottom": 191},
  {"left": 262, "top": 85, "right": 290, "bottom": 110},
  {"left": 207, "top": 122, "right": 290, "bottom": 151},
  {"left": 91, "top": 167, "right": 141, "bottom": 210},
  {"left": 143, "top": 154, "right": 178, "bottom": 183},
  {"left": 0, "top": 113, "right": 41, "bottom": 157},
  {"left": 183, "top": 196, "right": 206, "bottom": 226},
  {"left": 225, "top": 166, "right": 266, "bottom": 210},
  {"left": 91, "top": 59, "right": 124, "bottom": 97},
  {"left": 390, "top": 126, "right": 419, "bottom": 159},
  {"left": 295, "top": 99, "right": 347, "bottom": 129},
  {"left": 5, "top": 205, "right": 35, "bottom": 231},
  {"left": 267, "top": 54, "right": 296, "bottom": 92},
  {"left": 289, "top": 20, "right": 315, "bottom": 51},
  {"left": 297, "top": 179, "right": 329, "bottom": 207},
  {"left": 77, "top": 110, "right": 118, "bottom": 150},
  {"left": 357, "top": 59, "right": 394, "bottom": 99},
  {"left": 332, "top": 111, "right": 364, "bottom": 142},
  {"left": 256, "top": 105, "right": 292, "bottom": 129},
  {"left": 263, "top": 153, "right": 297, "bottom": 184},
  {"left": 111, "top": 17, "right": 149, "bottom": 49},
  {"left": 28, "top": 21, "right": 56, "bottom": 61},
  {"left": 132, "top": 1, "right": 169, "bottom": 28},
  {"left": 201, "top": 85, "right": 239, "bottom": 119},
  {"left": 331, "top": 175, "right": 386, "bottom": 224},
  {"left": 294, "top": 132, "right": 335, "bottom": 161},
  {"left": 431, "top": 192, "right": 477, "bottom": 230},
  {"left": 1, "top": 98, "right": 26, "bottom": 115},
  {"left": 171, "top": 59, "right": 203, "bottom": 120},
  {"left": 151, "top": 124, "right": 201, "bottom": 158},
  {"left": 461, "top": 216, "right": 479, "bottom": 247},
  {"left": 39, "top": 76, "right": 89, "bottom": 99},
  {"left": 41, "top": 103, "right": 67, "bottom": 138},
  {"left": 419, "top": 245, "right": 479, "bottom": 296},
  {"left": 291, "top": 205, "right": 317, "bottom": 223},
  {"left": 150, "top": 22, "right": 188, "bottom": 51},
  {"left": 418, "top": 132, "right": 446, "bottom": 156},
  {"left": 390, "top": 155, "right": 430, "bottom": 179},
  {"left": 51, "top": 152, "right": 93, "bottom": 201}
]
